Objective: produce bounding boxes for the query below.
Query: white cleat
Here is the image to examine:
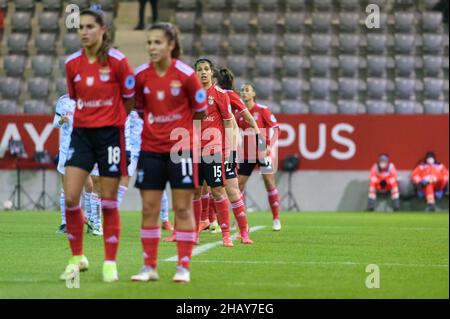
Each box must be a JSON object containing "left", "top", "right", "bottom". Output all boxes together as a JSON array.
[
  {"left": 131, "top": 266, "right": 159, "bottom": 282},
  {"left": 102, "top": 261, "right": 119, "bottom": 283},
  {"left": 59, "top": 263, "right": 80, "bottom": 281},
  {"left": 173, "top": 266, "right": 190, "bottom": 283},
  {"left": 272, "top": 219, "right": 281, "bottom": 231},
  {"left": 92, "top": 225, "right": 103, "bottom": 236}
]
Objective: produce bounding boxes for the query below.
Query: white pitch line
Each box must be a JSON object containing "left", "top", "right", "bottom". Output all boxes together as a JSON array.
[{"left": 164, "top": 225, "right": 266, "bottom": 262}]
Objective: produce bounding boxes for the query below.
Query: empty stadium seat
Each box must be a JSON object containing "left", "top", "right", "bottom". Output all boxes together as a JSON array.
[
  {"left": 4, "top": 55, "right": 26, "bottom": 78},
  {"left": 39, "top": 11, "right": 60, "bottom": 35},
  {"left": 255, "top": 56, "right": 277, "bottom": 76},
  {"left": 281, "top": 100, "right": 309, "bottom": 114},
  {"left": 253, "top": 77, "right": 278, "bottom": 99},
  {"left": 423, "top": 55, "right": 443, "bottom": 77},
  {"left": 423, "top": 78, "right": 445, "bottom": 99},
  {"left": 366, "top": 78, "right": 391, "bottom": 99},
  {"left": 28, "top": 77, "right": 50, "bottom": 100},
  {"left": 206, "top": 0, "right": 227, "bottom": 11},
  {"left": 282, "top": 55, "right": 307, "bottom": 77},
  {"left": 338, "top": 78, "right": 361, "bottom": 99},
  {"left": 310, "top": 55, "right": 334, "bottom": 77},
  {"left": 180, "top": 33, "right": 194, "bottom": 55},
  {"left": 11, "top": 12, "right": 32, "bottom": 35},
  {"left": 32, "top": 55, "right": 54, "bottom": 78},
  {"left": 422, "top": 34, "right": 443, "bottom": 54},
  {"left": 255, "top": 34, "right": 277, "bottom": 55},
  {"left": 310, "top": 78, "right": 336, "bottom": 99},
  {"left": 394, "top": 34, "right": 416, "bottom": 54},
  {"left": 202, "top": 12, "right": 224, "bottom": 33},
  {"left": 309, "top": 100, "right": 337, "bottom": 114},
  {"left": 283, "top": 34, "right": 304, "bottom": 55},
  {"left": 70, "top": 0, "right": 90, "bottom": 10},
  {"left": 24, "top": 100, "right": 48, "bottom": 114},
  {"left": 226, "top": 55, "right": 249, "bottom": 77},
  {"left": 282, "top": 78, "right": 303, "bottom": 99},
  {"left": 394, "top": 55, "right": 416, "bottom": 77},
  {"left": 338, "top": 55, "right": 360, "bottom": 76},
  {"left": 63, "top": 33, "right": 82, "bottom": 55},
  {"left": 56, "top": 77, "right": 68, "bottom": 96},
  {"left": 311, "top": 12, "right": 333, "bottom": 32},
  {"left": 366, "top": 100, "right": 394, "bottom": 114},
  {"left": 313, "top": 0, "right": 333, "bottom": 11},
  {"left": 311, "top": 34, "right": 333, "bottom": 54},
  {"left": 229, "top": 12, "right": 250, "bottom": 33},
  {"left": 422, "top": 11, "right": 443, "bottom": 32},
  {"left": 423, "top": 0, "right": 440, "bottom": 9},
  {"left": 257, "top": 100, "right": 281, "bottom": 114},
  {"left": 395, "top": 78, "right": 420, "bottom": 99},
  {"left": 337, "top": 100, "right": 366, "bottom": 114},
  {"left": 14, "top": 0, "right": 35, "bottom": 12},
  {"left": 175, "top": 12, "right": 196, "bottom": 32},
  {"left": 284, "top": 13, "right": 304, "bottom": 33},
  {"left": 286, "top": 0, "right": 305, "bottom": 11},
  {"left": 58, "top": 56, "right": 67, "bottom": 76},
  {"left": 338, "top": 12, "right": 360, "bottom": 32},
  {"left": 339, "top": 0, "right": 360, "bottom": 11},
  {"left": 366, "top": 55, "right": 390, "bottom": 77},
  {"left": 35, "top": 33, "right": 57, "bottom": 55},
  {"left": 259, "top": 0, "right": 278, "bottom": 11},
  {"left": 231, "top": 0, "right": 251, "bottom": 11},
  {"left": 7, "top": 33, "right": 28, "bottom": 55},
  {"left": 394, "top": 12, "right": 416, "bottom": 33},
  {"left": 423, "top": 100, "right": 446, "bottom": 114},
  {"left": 339, "top": 34, "right": 360, "bottom": 54},
  {"left": 257, "top": 12, "right": 278, "bottom": 33},
  {"left": 366, "top": 34, "right": 388, "bottom": 54},
  {"left": 42, "top": 0, "right": 63, "bottom": 13},
  {"left": 201, "top": 33, "right": 222, "bottom": 54},
  {"left": 0, "top": 100, "right": 18, "bottom": 114},
  {"left": 394, "top": 100, "right": 423, "bottom": 114},
  {"left": 228, "top": 34, "right": 250, "bottom": 54},
  {"left": 0, "top": 77, "right": 22, "bottom": 99}
]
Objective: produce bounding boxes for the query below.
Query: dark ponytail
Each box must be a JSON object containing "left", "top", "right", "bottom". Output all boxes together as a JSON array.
[
  {"left": 148, "top": 22, "right": 182, "bottom": 59},
  {"left": 216, "top": 67, "right": 235, "bottom": 90},
  {"left": 80, "top": 8, "right": 111, "bottom": 66}
]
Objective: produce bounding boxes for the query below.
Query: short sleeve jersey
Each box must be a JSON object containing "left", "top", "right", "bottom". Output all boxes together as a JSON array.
[
  {"left": 134, "top": 59, "right": 207, "bottom": 153},
  {"left": 65, "top": 48, "right": 135, "bottom": 128},
  {"left": 225, "top": 90, "right": 246, "bottom": 115}
]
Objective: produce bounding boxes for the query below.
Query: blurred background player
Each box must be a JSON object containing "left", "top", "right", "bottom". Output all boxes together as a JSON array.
[
  {"left": 53, "top": 95, "right": 102, "bottom": 236},
  {"left": 134, "top": 0, "right": 159, "bottom": 30},
  {"left": 131, "top": 23, "right": 206, "bottom": 283},
  {"left": 237, "top": 83, "right": 281, "bottom": 231},
  {"left": 367, "top": 153, "right": 400, "bottom": 211},
  {"left": 411, "top": 152, "right": 449, "bottom": 212},
  {"left": 60, "top": 7, "right": 135, "bottom": 283}
]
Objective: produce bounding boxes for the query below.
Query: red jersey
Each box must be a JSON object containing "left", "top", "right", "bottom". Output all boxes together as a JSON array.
[
  {"left": 411, "top": 162, "right": 449, "bottom": 185},
  {"left": 134, "top": 59, "right": 207, "bottom": 153},
  {"left": 369, "top": 163, "right": 398, "bottom": 183},
  {"left": 201, "top": 85, "right": 233, "bottom": 156},
  {"left": 225, "top": 89, "right": 246, "bottom": 115},
  {"left": 65, "top": 48, "right": 135, "bottom": 128},
  {"left": 237, "top": 103, "right": 278, "bottom": 160}
]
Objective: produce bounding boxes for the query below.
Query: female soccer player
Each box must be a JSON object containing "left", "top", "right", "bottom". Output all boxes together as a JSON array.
[
  {"left": 60, "top": 7, "right": 135, "bottom": 282},
  {"left": 131, "top": 23, "right": 207, "bottom": 283},
  {"left": 237, "top": 83, "right": 282, "bottom": 231}
]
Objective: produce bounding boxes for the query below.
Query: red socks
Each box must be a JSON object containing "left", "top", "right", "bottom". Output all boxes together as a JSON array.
[
  {"left": 231, "top": 198, "right": 248, "bottom": 235},
  {"left": 268, "top": 188, "right": 280, "bottom": 220},
  {"left": 193, "top": 198, "right": 202, "bottom": 232},
  {"left": 175, "top": 230, "right": 196, "bottom": 269},
  {"left": 214, "top": 197, "right": 231, "bottom": 235},
  {"left": 208, "top": 194, "right": 216, "bottom": 223},
  {"left": 65, "top": 205, "right": 84, "bottom": 256},
  {"left": 141, "top": 227, "right": 160, "bottom": 268},
  {"left": 101, "top": 198, "right": 121, "bottom": 261},
  {"left": 201, "top": 194, "right": 210, "bottom": 221}
]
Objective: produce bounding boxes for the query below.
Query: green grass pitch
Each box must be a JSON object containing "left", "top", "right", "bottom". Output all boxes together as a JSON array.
[{"left": 0, "top": 211, "right": 448, "bottom": 299}]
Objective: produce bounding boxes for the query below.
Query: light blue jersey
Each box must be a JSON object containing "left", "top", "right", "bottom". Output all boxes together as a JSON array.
[
  {"left": 53, "top": 95, "right": 75, "bottom": 156},
  {"left": 125, "top": 110, "right": 143, "bottom": 159}
]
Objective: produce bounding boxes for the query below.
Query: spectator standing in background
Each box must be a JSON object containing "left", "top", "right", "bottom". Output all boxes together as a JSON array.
[
  {"left": 411, "top": 152, "right": 449, "bottom": 212},
  {"left": 367, "top": 154, "right": 401, "bottom": 212},
  {"left": 135, "top": 0, "right": 159, "bottom": 30}
]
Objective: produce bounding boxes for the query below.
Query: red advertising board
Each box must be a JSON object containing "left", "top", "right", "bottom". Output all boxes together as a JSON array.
[{"left": 0, "top": 114, "right": 448, "bottom": 170}]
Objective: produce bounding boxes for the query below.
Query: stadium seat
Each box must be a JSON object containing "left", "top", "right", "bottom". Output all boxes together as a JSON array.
[
  {"left": 63, "top": 33, "right": 82, "bottom": 55},
  {"left": 338, "top": 78, "right": 361, "bottom": 99},
  {"left": 7, "top": 33, "right": 28, "bottom": 55},
  {"left": 423, "top": 0, "right": 440, "bottom": 9},
  {"left": 423, "top": 55, "right": 443, "bottom": 77},
  {"left": 201, "top": 33, "right": 222, "bottom": 54},
  {"left": 234, "top": 77, "right": 247, "bottom": 91},
  {"left": 310, "top": 78, "right": 336, "bottom": 99},
  {"left": 283, "top": 34, "right": 304, "bottom": 55},
  {"left": 394, "top": 12, "right": 415, "bottom": 33},
  {"left": 56, "top": 77, "right": 67, "bottom": 96},
  {"left": 228, "top": 34, "right": 250, "bottom": 54},
  {"left": 423, "top": 78, "right": 444, "bottom": 99},
  {"left": 0, "top": 77, "right": 21, "bottom": 99},
  {"left": 311, "top": 34, "right": 333, "bottom": 54},
  {"left": 175, "top": 12, "right": 196, "bottom": 32},
  {"left": 422, "top": 34, "right": 443, "bottom": 54},
  {"left": 257, "top": 12, "right": 278, "bottom": 33},
  {"left": 0, "top": 100, "right": 18, "bottom": 114},
  {"left": 24, "top": 100, "right": 48, "bottom": 114},
  {"left": 206, "top": 0, "right": 227, "bottom": 11},
  {"left": 0, "top": 0, "right": 7, "bottom": 12},
  {"left": 281, "top": 78, "right": 303, "bottom": 99},
  {"left": 255, "top": 34, "right": 277, "bottom": 55},
  {"left": 366, "top": 34, "right": 388, "bottom": 54},
  {"left": 42, "top": 0, "right": 63, "bottom": 13},
  {"left": 282, "top": 55, "right": 307, "bottom": 77},
  {"left": 309, "top": 100, "right": 337, "bottom": 114},
  {"left": 180, "top": 33, "right": 194, "bottom": 55},
  {"left": 229, "top": 12, "right": 250, "bottom": 33},
  {"left": 394, "top": 100, "right": 423, "bottom": 114},
  {"left": 202, "top": 12, "right": 224, "bottom": 33},
  {"left": 366, "top": 78, "right": 391, "bottom": 99},
  {"left": 182, "top": 55, "right": 195, "bottom": 68},
  {"left": 98, "top": 0, "right": 118, "bottom": 15},
  {"left": 225, "top": 55, "right": 249, "bottom": 77},
  {"left": 339, "top": 34, "right": 360, "bottom": 54},
  {"left": 422, "top": 11, "right": 443, "bottom": 32},
  {"left": 366, "top": 100, "right": 394, "bottom": 114},
  {"left": 286, "top": 0, "right": 305, "bottom": 12},
  {"left": 311, "top": 13, "right": 333, "bottom": 32},
  {"left": 32, "top": 55, "right": 54, "bottom": 78},
  {"left": 253, "top": 77, "right": 278, "bottom": 100},
  {"left": 394, "top": 34, "right": 416, "bottom": 54},
  {"left": 338, "top": 12, "right": 360, "bottom": 32},
  {"left": 339, "top": 0, "right": 360, "bottom": 11},
  {"left": 366, "top": 55, "right": 390, "bottom": 77},
  {"left": 423, "top": 100, "right": 447, "bottom": 114},
  {"left": 28, "top": 77, "right": 50, "bottom": 100},
  {"left": 394, "top": 55, "right": 416, "bottom": 77},
  {"left": 337, "top": 100, "right": 366, "bottom": 114},
  {"left": 231, "top": 0, "right": 251, "bottom": 11},
  {"left": 259, "top": 0, "right": 278, "bottom": 11},
  {"left": 39, "top": 11, "right": 60, "bottom": 36},
  {"left": 14, "top": 0, "right": 35, "bottom": 12},
  {"left": 177, "top": 0, "right": 196, "bottom": 11},
  {"left": 280, "top": 100, "right": 309, "bottom": 114},
  {"left": 35, "top": 33, "right": 57, "bottom": 55},
  {"left": 11, "top": 12, "right": 32, "bottom": 35},
  {"left": 338, "top": 55, "right": 360, "bottom": 77},
  {"left": 58, "top": 56, "right": 67, "bottom": 76},
  {"left": 255, "top": 56, "right": 278, "bottom": 76},
  {"left": 313, "top": 0, "right": 333, "bottom": 11},
  {"left": 395, "top": 78, "right": 419, "bottom": 99},
  {"left": 284, "top": 13, "right": 304, "bottom": 33},
  {"left": 4, "top": 55, "right": 26, "bottom": 78},
  {"left": 310, "top": 55, "right": 334, "bottom": 77},
  {"left": 257, "top": 100, "right": 281, "bottom": 114}
]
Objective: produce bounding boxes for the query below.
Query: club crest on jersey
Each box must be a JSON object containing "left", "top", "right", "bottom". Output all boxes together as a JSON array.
[
  {"left": 86, "top": 76, "right": 94, "bottom": 87},
  {"left": 157, "top": 90, "right": 165, "bottom": 101},
  {"left": 77, "top": 99, "right": 84, "bottom": 110},
  {"left": 170, "top": 80, "right": 182, "bottom": 96},
  {"left": 125, "top": 75, "right": 135, "bottom": 89},
  {"left": 99, "top": 67, "right": 111, "bottom": 82},
  {"left": 148, "top": 112, "right": 154, "bottom": 124},
  {"left": 208, "top": 96, "right": 214, "bottom": 105}
]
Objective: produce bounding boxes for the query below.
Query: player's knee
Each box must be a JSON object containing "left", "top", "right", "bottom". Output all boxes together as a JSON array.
[
  {"left": 142, "top": 201, "right": 159, "bottom": 217},
  {"left": 226, "top": 187, "right": 240, "bottom": 202},
  {"left": 173, "top": 206, "right": 190, "bottom": 221},
  {"left": 64, "top": 195, "right": 80, "bottom": 208},
  {"left": 211, "top": 187, "right": 225, "bottom": 201}
]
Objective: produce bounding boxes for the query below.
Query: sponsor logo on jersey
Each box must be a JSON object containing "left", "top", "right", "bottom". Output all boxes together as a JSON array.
[
  {"left": 125, "top": 75, "right": 135, "bottom": 89},
  {"left": 195, "top": 89, "right": 206, "bottom": 103},
  {"left": 203, "top": 116, "right": 214, "bottom": 122},
  {"left": 182, "top": 176, "right": 192, "bottom": 184},
  {"left": 109, "top": 164, "right": 119, "bottom": 172},
  {"left": 74, "top": 74, "right": 81, "bottom": 82},
  {"left": 208, "top": 96, "right": 214, "bottom": 105},
  {"left": 143, "top": 86, "right": 151, "bottom": 95},
  {"left": 77, "top": 98, "right": 114, "bottom": 108},
  {"left": 170, "top": 80, "right": 182, "bottom": 96},
  {"left": 99, "top": 67, "right": 111, "bottom": 82},
  {"left": 157, "top": 90, "right": 165, "bottom": 101},
  {"left": 86, "top": 76, "right": 94, "bottom": 86},
  {"left": 148, "top": 113, "right": 183, "bottom": 124}
]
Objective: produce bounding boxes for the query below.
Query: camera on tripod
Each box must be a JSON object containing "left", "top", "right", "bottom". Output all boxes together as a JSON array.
[
  {"left": 282, "top": 154, "right": 300, "bottom": 172},
  {"left": 8, "top": 138, "right": 28, "bottom": 158}
]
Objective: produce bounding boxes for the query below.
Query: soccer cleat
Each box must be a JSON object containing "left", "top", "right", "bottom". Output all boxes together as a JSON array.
[
  {"left": 59, "top": 255, "right": 89, "bottom": 280},
  {"left": 162, "top": 220, "right": 173, "bottom": 231},
  {"left": 92, "top": 224, "right": 103, "bottom": 236},
  {"left": 56, "top": 224, "right": 67, "bottom": 234},
  {"left": 131, "top": 266, "right": 159, "bottom": 282},
  {"left": 425, "top": 203, "right": 437, "bottom": 212},
  {"left": 367, "top": 198, "right": 376, "bottom": 211},
  {"left": 173, "top": 266, "right": 190, "bottom": 283},
  {"left": 222, "top": 234, "right": 234, "bottom": 247},
  {"left": 199, "top": 219, "right": 210, "bottom": 231},
  {"left": 240, "top": 232, "right": 254, "bottom": 244},
  {"left": 209, "top": 220, "right": 221, "bottom": 233},
  {"left": 272, "top": 219, "right": 281, "bottom": 231},
  {"left": 85, "top": 220, "right": 94, "bottom": 234},
  {"left": 392, "top": 198, "right": 401, "bottom": 212},
  {"left": 163, "top": 233, "right": 176, "bottom": 242},
  {"left": 103, "top": 261, "right": 118, "bottom": 283}
]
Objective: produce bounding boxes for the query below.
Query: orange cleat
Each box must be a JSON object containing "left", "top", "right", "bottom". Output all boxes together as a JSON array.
[
  {"left": 222, "top": 234, "right": 234, "bottom": 247},
  {"left": 162, "top": 220, "right": 173, "bottom": 231},
  {"left": 163, "top": 233, "right": 176, "bottom": 242},
  {"left": 199, "top": 219, "right": 211, "bottom": 231},
  {"left": 240, "top": 232, "right": 253, "bottom": 244}
]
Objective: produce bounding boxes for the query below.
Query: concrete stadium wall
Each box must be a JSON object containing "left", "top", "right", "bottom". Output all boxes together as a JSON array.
[{"left": 0, "top": 170, "right": 447, "bottom": 212}]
